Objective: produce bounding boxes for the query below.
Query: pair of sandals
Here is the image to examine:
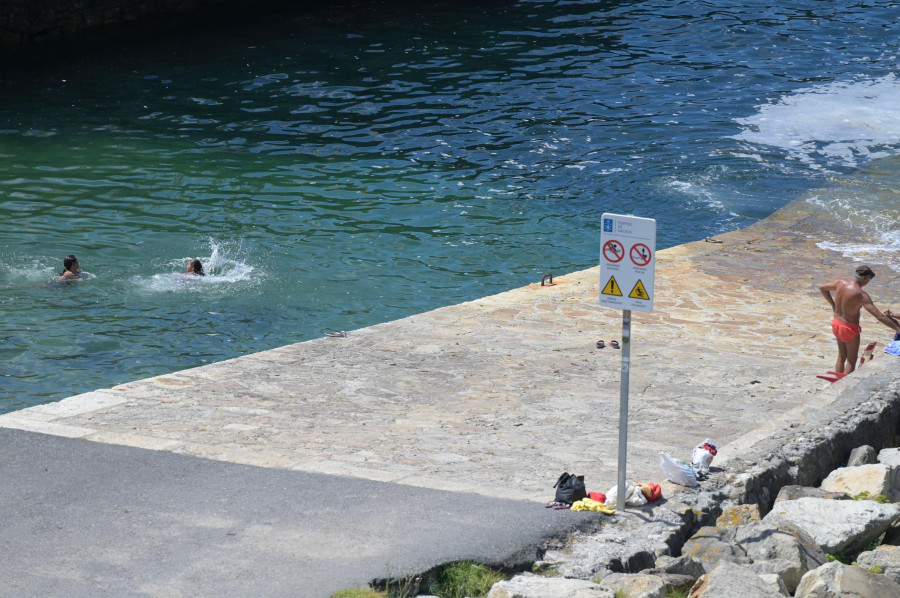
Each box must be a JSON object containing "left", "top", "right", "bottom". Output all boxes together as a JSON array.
[
  {"left": 596, "top": 340, "right": 619, "bottom": 349},
  {"left": 544, "top": 501, "right": 571, "bottom": 510}
]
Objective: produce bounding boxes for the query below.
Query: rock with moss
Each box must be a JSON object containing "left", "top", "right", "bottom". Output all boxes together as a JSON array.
[
  {"left": 855, "top": 544, "right": 900, "bottom": 585},
  {"left": 794, "top": 561, "right": 900, "bottom": 597},
  {"left": 679, "top": 525, "right": 751, "bottom": 573},
  {"left": 820, "top": 464, "right": 900, "bottom": 502},
  {"left": 714, "top": 504, "right": 760, "bottom": 528}
]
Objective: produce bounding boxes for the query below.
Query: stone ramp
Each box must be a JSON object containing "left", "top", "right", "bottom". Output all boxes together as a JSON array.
[{"left": 4, "top": 208, "right": 900, "bottom": 503}]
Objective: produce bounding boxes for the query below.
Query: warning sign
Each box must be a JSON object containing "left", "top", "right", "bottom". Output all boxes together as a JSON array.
[
  {"left": 602, "top": 276, "right": 623, "bottom": 296},
  {"left": 629, "top": 280, "right": 650, "bottom": 300},
  {"left": 599, "top": 213, "right": 656, "bottom": 312}
]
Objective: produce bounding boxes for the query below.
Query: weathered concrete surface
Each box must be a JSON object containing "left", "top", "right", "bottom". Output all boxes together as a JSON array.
[{"left": 3, "top": 208, "right": 900, "bottom": 505}]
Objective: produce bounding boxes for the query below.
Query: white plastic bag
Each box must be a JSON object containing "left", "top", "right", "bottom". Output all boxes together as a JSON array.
[
  {"left": 605, "top": 482, "right": 648, "bottom": 507},
  {"left": 660, "top": 452, "right": 698, "bottom": 487}
]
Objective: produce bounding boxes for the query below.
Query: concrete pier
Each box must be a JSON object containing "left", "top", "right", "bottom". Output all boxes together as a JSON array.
[{"left": 5, "top": 206, "right": 899, "bottom": 503}]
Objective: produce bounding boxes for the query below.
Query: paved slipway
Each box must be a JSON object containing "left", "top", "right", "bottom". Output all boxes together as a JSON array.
[{"left": 3, "top": 205, "right": 900, "bottom": 597}]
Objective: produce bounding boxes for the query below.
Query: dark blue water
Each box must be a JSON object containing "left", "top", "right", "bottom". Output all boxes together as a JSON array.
[{"left": 2, "top": 0, "right": 900, "bottom": 411}]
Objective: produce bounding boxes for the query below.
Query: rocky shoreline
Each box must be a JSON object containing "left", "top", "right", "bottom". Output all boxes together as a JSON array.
[{"left": 484, "top": 358, "right": 900, "bottom": 597}]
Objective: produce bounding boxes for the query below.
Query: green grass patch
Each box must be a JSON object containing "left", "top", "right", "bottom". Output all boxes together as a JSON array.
[
  {"left": 330, "top": 589, "right": 386, "bottom": 598},
  {"left": 851, "top": 491, "right": 890, "bottom": 503},
  {"left": 665, "top": 586, "right": 691, "bottom": 598},
  {"left": 428, "top": 561, "right": 507, "bottom": 598},
  {"left": 531, "top": 563, "right": 558, "bottom": 577},
  {"left": 827, "top": 553, "right": 852, "bottom": 565}
]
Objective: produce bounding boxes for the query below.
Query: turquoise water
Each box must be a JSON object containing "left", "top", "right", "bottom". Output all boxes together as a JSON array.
[{"left": 2, "top": 0, "right": 900, "bottom": 411}]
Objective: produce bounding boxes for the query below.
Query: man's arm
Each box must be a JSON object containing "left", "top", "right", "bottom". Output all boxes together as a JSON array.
[
  {"left": 862, "top": 292, "right": 900, "bottom": 333},
  {"left": 819, "top": 280, "right": 838, "bottom": 311}
]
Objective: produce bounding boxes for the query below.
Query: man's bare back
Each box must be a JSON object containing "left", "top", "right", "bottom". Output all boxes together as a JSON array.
[{"left": 820, "top": 265, "right": 900, "bottom": 374}]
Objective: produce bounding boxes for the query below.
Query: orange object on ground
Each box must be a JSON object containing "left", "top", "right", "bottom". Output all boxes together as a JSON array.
[{"left": 637, "top": 482, "right": 662, "bottom": 502}]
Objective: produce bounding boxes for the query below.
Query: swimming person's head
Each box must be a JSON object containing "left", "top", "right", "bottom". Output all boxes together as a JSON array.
[
  {"left": 62, "top": 254, "right": 80, "bottom": 274},
  {"left": 187, "top": 258, "right": 205, "bottom": 276}
]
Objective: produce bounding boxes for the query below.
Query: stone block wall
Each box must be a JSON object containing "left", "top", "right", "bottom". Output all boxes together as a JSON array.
[{"left": 0, "top": 0, "right": 223, "bottom": 46}]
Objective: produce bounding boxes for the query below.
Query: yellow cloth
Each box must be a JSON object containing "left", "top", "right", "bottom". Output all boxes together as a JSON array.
[{"left": 570, "top": 498, "right": 616, "bottom": 514}]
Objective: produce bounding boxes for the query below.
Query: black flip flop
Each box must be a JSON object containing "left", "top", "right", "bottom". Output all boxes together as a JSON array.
[
  {"left": 596, "top": 340, "right": 605, "bottom": 349},
  {"left": 610, "top": 340, "right": 620, "bottom": 349}
]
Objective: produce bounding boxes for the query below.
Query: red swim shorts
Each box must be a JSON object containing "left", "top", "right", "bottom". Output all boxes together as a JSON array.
[{"left": 832, "top": 318, "right": 861, "bottom": 343}]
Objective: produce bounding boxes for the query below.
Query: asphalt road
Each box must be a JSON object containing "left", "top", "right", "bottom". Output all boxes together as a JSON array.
[{"left": 0, "top": 429, "right": 607, "bottom": 597}]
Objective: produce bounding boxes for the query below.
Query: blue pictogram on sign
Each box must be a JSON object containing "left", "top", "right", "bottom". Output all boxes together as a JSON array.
[{"left": 603, "top": 218, "right": 613, "bottom": 233}]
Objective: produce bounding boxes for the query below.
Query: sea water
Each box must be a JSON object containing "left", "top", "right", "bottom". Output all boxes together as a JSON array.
[{"left": 1, "top": 0, "right": 899, "bottom": 412}]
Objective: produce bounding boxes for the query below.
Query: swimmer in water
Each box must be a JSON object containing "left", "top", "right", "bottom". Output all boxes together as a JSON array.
[
  {"left": 186, "top": 258, "right": 205, "bottom": 276},
  {"left": 58, "top": 254, "right": 82, "bottom": 281}
]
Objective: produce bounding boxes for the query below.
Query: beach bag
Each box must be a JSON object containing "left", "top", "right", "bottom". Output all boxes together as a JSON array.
[
  {"left": 660, "top": 452, "right": 698, "bottom": 487},
  {"left": 605, "top": 482, "right": 648, "bottom": 507},
  {"left": 553, "top": 472, "right": 587, "bottom": 505}
]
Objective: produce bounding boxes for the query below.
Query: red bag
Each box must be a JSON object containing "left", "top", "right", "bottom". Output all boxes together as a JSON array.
[
  {"left": 637, "top": 482, "right": 662, "bottom": 502},
  {"left": 588, "top": 491, "right": 607, "bottom": 503}
]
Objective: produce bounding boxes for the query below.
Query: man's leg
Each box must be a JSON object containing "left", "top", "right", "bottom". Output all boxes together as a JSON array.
[
  {"left": 844, "top": 335, "right": 861, "bottom": 374},
  {"left": 835, "top": 339, "right": 848, "bottom": 373}
]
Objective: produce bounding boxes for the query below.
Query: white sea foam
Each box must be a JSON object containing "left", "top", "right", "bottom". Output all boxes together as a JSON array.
[
  {"left": 732, "top": 74, "right": 900, "bottom": 170},
  {"left": 664, "top": 177, "right": 725, "bottom": 211},
  {"left": 132, "top": 239, "right": 257, "bottom": 294}
]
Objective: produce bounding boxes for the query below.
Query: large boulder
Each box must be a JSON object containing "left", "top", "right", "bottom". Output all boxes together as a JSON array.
[
  {"left": 680, "top": 525, "right": 750, "bottom": 573},
  {"left": 794, "top": 561, "right": 900, "bottom": 597},
  {"left": 649, "top": 555, "right": 706, "bottom": 580},
  {"left": 877, "top": 447, "right": 900, "bottom": 467},
  {"left": 820, "top": 463, "right": 900, "bottom": 502},
  {"left": 774, "top": 486, "right": 848, "bottom": 504},
  {"left": 855, "top": 544, "right": 900, "bottom": 585},
  {"left": 734, "top": 517, "right": 826, "bottom": 593},
  {"left": 715, "top": 504, "right": 760, "bottom": 528},
  {"left": 848, "top": 445, "right": 877, "bottom": 467},
  {"left": 687, "top": 560, "right": 782, "bottom": 598},
  {"left": 764, "top": 496, "right": 900, "bottom": 554},
  {"left": 598, "top": 573, "right": 666, "bottom": 598},
  {"left": 489, "top": 573, "right": 614, "bottom": 598}
]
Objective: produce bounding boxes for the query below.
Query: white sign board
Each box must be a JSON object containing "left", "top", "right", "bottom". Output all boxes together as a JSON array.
[{"left": 599, "top": 213, "right": 656, "bottom": 312}]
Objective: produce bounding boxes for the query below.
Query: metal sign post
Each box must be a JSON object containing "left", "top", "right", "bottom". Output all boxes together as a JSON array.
[{"left": 599, "top": 213, "right": 656, "bottom": 512}]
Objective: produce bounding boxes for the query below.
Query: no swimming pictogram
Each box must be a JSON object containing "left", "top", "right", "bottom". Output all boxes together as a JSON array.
[{"left": 602, "top": 240, "right": 624, "bottom": 263}]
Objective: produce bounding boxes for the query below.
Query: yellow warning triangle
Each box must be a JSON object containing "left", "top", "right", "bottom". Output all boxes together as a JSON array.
[
  {"left": 629, "top": 279, "right": 650, "bottom": 300},
  {"left": 601, "top": 276, "right": 622, "bottom": 296}
]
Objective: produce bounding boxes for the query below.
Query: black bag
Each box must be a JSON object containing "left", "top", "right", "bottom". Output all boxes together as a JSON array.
[{"left": 553, "top": 472, "right": 587, "bottom": 504}]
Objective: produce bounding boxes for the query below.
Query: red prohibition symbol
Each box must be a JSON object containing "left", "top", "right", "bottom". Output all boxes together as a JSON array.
[
  {"left": 630, "top": 243, "right": 652, "bottom": 266},
  {"left": 603, "top": 240, "right": 624, "bottom": 263}
]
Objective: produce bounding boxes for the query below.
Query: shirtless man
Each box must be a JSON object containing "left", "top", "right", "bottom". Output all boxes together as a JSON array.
[{"left": 820, "top": 265, "right": 900, "bottom": 374}]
